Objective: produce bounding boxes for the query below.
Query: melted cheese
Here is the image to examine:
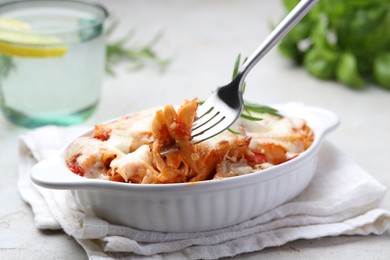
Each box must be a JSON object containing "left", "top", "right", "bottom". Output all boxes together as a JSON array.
[
  {"left": 110, "top": 145, "right": 153, "bottom": 182},
  {"left": 105, "top": 113, "right": 154, "bottom": 153},
  {"left": 66, "top": 106, "right": 313, "bottom": 183},
  {"left": 203, "top": 113, "right": 307, "bottom": 154},
  {"left": 68, "top": 136, "right": 123, "bottom": 178}
]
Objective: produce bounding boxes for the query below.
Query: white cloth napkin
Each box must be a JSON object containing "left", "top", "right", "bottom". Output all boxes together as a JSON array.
[{"left": 18, "top": 126, "right": 390, "bottom": 259}]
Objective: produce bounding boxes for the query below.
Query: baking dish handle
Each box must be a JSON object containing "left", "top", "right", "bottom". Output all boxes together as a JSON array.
[
  {"left": 306, "top": 106, "right": 340, "bottom": 138},
  {"left": 30, "top": 155, "right": 89, "bottom": 189}
]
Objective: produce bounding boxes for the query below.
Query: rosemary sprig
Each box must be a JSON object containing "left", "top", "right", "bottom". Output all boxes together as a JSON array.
[
  {"left": 231, "top": 54, "right": 282, "bottom": 121},
  {"left": 232, "top": 54, "right": 247, "bottom": 95},
  {"left": 243, "top": 102, "right": 282, "bottom": 117},
  {"left": 240, "top": 113, "right": 263, "bottom": 121},
  {"left": 227, "top": 128, "right": 242, "bottom": 135},
  {"left": 105, "top": 21, "right": 171, "bottom": 76}
]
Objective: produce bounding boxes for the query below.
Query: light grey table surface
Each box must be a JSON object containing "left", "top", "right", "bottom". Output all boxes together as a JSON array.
[{"left": 1, "top": 0, "right": 389, "bottom": 259}]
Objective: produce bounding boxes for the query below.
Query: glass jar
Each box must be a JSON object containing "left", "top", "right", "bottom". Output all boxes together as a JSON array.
[{"left": 0, "top": 0, "right": 108, "bottom": 128}]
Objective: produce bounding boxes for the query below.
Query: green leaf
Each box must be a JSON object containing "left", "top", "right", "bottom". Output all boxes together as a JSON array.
[
  {"left": 287, "top": 18, "right": 312, "bottom": 42},
  {"left": 225, "top": 54, "right": 282, "bottom": 121},
  {"left": 336, "top": 52, "right": 365, "bottom": 89},
  {"left": 232, "top": 54, "right": 241, "bottom": 80},
  {"left": 105, "top": 22, "right": 171, "bottom": 76},
  {"left": 303, "top": 46, "right": 339, "bottom": 80},
  {"left": 231, "top": 54, "right": 247, "bottom": 93},
  {"left": 320, "top": 0, "right": 347, "bottom": 18},
  {"left": 227, "top": 128, "right": 242, "bottom": 135},
  {"left": 240, "top": 113, "right": 263, "bottom": 121},
  {"left": 336, "top": 6, "right": 390, "bottom": 55},
  {"left": 373, "top": 52, "right": 390, "bottom": 89},
  {"left": 282, "top": 0, "right": 300, "bottom": 11},
  {"left": 278, "top": 35, "right": 303, "bottom": 64},
  {"left": 244, "top": 102, "right": 282, "bottom": 117},
  {"left": 279, "top": 0, "right": 390, "bottom": 90}
]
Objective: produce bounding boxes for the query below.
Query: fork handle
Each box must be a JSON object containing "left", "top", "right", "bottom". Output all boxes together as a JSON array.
[{"left": 237, "top": 0, "right": 318, "bottom": 88}]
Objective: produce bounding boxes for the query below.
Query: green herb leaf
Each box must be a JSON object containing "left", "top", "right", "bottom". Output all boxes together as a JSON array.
[
  {"left": 232, "top": 54, "right": 247, "bottom": 93},
  {"left": 232, "top": 54, "right": 241, "bottom": 80},
  {"left": 243, "top": 102, "right": 283, "bottom": 117},
  {"left": 105, "top": 21, "right": 171, "bottom": 76},
  {"left": 336, "top": 52, "right": 365, "bottom": 89},
  {"left": 199, "top": 53, "right": 283, "bottom": 136},
  {"left": 227, "top": 128, "right": 242, "bottom": 135},
  {"left": 278, "top": 34, "right": 304, "bottom": 64},
  {"left": 240, "top": 113, "right": 263, "bottom": 121},
  {"left": 373, "top": 52, "right": 390, "bottom": 89},
  {"left": 228, "top": 54, "right": 282, "bottom": 123},
  {"left": 303, "top": 46, "right": 338, "bottom": 80},
  {"left": 279, "top": 0, "right": 390, "bottom": 90}
]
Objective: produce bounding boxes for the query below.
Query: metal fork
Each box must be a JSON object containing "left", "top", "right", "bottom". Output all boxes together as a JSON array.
[{"left": 161, "top": 0, "right": 318, "bottom": 155}]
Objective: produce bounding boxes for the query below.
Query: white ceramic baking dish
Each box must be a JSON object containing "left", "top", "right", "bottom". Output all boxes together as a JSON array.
[{"left": 31, "top": 103, "right": 339, "bottom": 232}]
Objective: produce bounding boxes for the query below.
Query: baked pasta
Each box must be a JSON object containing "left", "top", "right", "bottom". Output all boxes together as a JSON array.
[{"left": 66, "top": 100, "right": 314, "bottom": 184}]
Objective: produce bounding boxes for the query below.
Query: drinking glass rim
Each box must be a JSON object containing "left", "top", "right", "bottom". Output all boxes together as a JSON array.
[{"left": 0, "top": 0, "right": 109, "bottom": 36}]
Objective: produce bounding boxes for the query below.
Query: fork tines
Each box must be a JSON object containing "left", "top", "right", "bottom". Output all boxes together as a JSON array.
[{"left": 191, "top": 108, "right": 226, "bottom": 138}]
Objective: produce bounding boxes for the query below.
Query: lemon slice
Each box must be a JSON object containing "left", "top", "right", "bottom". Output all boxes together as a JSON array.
[
  {"left": 0, "top": 17, "right": 68, "bottom": 58},
  {"left": 0, "top": 17, "right": 31, "bottom": 30}
]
